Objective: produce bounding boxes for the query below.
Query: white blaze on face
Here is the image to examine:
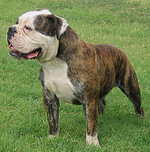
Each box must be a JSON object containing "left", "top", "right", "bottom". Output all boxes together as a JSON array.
[{"left": 19, "top": 10, "right": 52, "bottom": 29}]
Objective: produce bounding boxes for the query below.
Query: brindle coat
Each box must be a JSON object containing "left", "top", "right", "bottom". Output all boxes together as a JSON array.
[{"left": 38, "top": 14, "right": 144, "bottom": 145}]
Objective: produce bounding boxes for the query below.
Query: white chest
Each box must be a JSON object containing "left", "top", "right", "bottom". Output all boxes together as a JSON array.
[{"left": 41, "top": 59, "right": 75, "bottom": 103}]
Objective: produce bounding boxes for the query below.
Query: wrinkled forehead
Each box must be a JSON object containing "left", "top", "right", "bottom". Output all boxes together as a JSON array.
[{"left": 18, "top": 9, "right": 52, "bottom": 25}]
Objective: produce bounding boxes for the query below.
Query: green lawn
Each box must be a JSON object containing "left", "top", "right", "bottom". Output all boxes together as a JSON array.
[{"left": 0, "top": 0, "right": 149, "bottom": 151}]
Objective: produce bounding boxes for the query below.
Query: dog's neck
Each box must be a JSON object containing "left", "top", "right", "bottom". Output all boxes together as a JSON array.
[
  {"left": 57, "top": 26, "right": 83, "bottom": 61},
  {"left": 38, "top": 26, "right": 83, "bottom": 65}
]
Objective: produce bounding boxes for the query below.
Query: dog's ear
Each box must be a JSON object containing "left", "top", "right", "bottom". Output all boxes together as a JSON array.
[
  {"left": 47, "top": 15, "right": 63, "bottom": 40},
  {"left": 34, "top": 14, "right": 67, "bottom": 40},
  {"left": 55, "top": 17, "right": 63, "bottom": 40}
]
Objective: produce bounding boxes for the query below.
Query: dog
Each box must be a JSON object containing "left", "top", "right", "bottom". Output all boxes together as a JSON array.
[{"left": 7, "top": 9, "right": 144, "bottom": 147}]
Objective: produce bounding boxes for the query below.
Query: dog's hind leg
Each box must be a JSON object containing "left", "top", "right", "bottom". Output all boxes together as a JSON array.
[{"left": 119, "top": 65, "right": 144, "bottom": 117}]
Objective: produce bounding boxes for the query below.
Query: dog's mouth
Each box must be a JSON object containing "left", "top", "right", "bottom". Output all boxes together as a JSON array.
[{"left": 9, "top": 44, "right": 42, "bottom": 60}]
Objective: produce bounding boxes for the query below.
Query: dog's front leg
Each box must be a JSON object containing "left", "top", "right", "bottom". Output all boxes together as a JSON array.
[
  {"left": 39, "top": 68, "right": 59, "bottom": 137},
  {"left": 43, "top": 87, "right": 60, "bottom": 138},
  {"left": 83, "top": 98, "right": 100, "bottom": 147}
]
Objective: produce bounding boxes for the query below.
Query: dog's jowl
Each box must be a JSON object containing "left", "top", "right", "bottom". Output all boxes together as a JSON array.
[{"left": 7, "top": 9, "right": 144, "bottom": 147}]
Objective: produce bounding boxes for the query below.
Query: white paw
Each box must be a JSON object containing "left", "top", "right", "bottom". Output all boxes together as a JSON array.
[
  {"left": 48, "top": 131, "right": 59, "bottom": 139},
  {"left": 86, "top": 134, "right": 101, "bottom": 148}
]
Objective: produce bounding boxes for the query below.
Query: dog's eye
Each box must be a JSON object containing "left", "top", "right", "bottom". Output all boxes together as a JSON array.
[{"left": 24, "top": 25, "right": 32, "bottom": 31}]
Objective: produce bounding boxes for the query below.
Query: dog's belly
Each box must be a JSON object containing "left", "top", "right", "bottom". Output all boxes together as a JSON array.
[{"left": 41, "top": 58, "right": 75, "bottom": 103}]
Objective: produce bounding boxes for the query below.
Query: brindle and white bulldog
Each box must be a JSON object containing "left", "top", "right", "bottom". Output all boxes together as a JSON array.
[{"left": 7, "top": 9, "right": 144, "bottom": 147}]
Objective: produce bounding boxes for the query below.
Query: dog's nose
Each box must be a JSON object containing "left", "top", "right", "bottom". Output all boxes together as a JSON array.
[
  {"left": 7, "top": 26, "right": 17, "bottom": 45},
  {"left": 8, "top": 26, "right": 17, "bottom": 34}
]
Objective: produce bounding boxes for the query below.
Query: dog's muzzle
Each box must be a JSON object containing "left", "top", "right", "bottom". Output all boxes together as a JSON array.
[
  {"left": 8, "top": 45, "right": 42, "bottom": 60},
  {"left": 7, "top": 26, "right": 42, "bottom": 60}
]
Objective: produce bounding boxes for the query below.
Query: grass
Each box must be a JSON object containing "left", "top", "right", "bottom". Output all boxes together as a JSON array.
[{"left": 0, "top": 0, "right": 150, "bottom": 151}]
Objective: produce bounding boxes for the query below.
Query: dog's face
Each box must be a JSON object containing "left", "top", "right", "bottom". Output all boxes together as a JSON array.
[{"left": 7, "top": 9, "right": 68, "bottom": 61}]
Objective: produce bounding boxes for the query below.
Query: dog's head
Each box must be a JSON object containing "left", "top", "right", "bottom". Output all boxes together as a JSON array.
[{"left": 7, "top": 9, "right": 68, "bottom": 61}]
